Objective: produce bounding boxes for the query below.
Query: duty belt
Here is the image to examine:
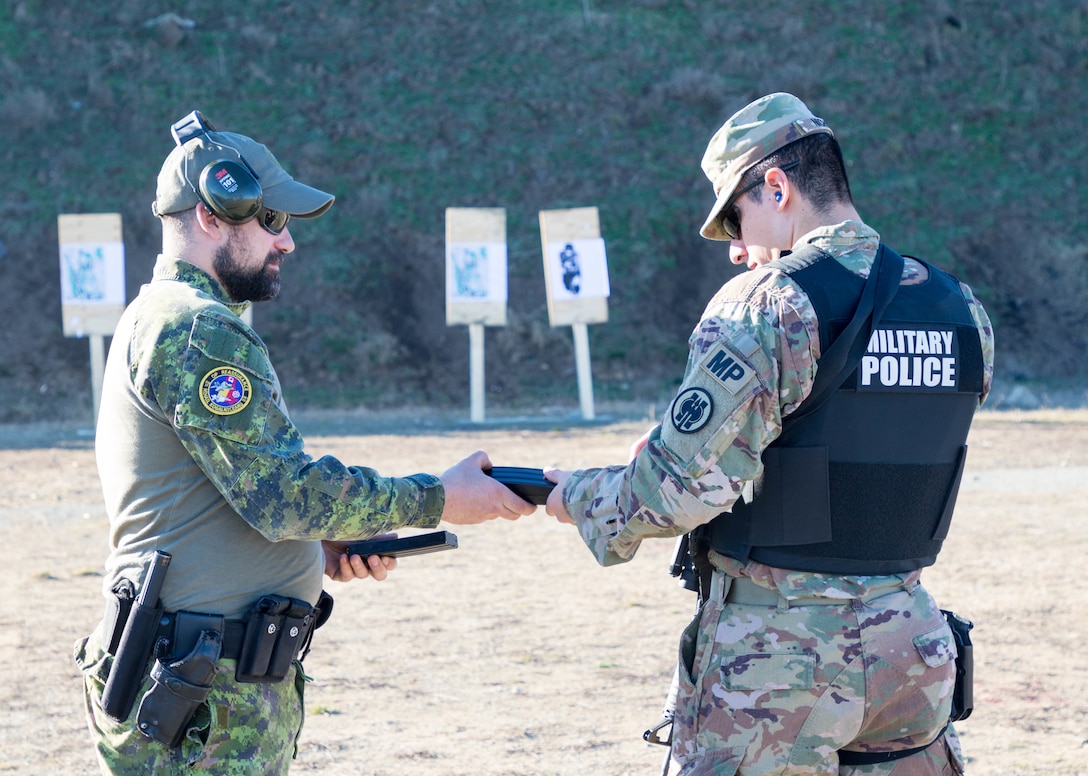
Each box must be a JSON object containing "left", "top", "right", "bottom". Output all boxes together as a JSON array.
[
  {"left": 159, "top": 612, "right": 249, "bottom": 661},
  {"left": 102, "top": 612, "right": 254, "bottom": 661},
  {"left": 102, "top": 594, "right": 330, "bottom": 667},
  {"left": 97, "top": 556, "right": 335, "bottom": 729}
]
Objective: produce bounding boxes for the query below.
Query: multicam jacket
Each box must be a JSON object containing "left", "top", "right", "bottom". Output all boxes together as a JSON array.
[{"left": 562, "top": 221, "right": 994, "bottom": 592}]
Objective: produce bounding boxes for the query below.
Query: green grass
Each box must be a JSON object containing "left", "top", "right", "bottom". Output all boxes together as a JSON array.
[{"left": 0, "top": 0, "right": 1085, "bottom": 420}]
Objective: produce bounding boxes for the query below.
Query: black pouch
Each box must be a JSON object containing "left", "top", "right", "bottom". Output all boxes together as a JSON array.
[
  {"left": 135, "top": 628, "right": 222, "bottom": 748},
  {"left": 236, "top": 595, "right": 314, "bottom": 683},
  {"left": 942, "top": 609, "right": 974, "bottom": 721},
  {"left": 103, "top": 578, "right": 136, "bottom": 655},
  {"left": 101, "top": 597, "right": 164, "bottom": 723},
  {"left": 171, "top": 612, "right": 225, "bottom": 658}
]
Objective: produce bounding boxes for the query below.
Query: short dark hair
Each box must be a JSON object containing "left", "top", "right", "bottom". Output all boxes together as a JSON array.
[{"left": 739, "top": 133, "right": 853, "bottom": 212}]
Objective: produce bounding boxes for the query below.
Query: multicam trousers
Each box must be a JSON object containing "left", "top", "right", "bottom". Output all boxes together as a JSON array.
[
  {"left": 74, "top": 627, "right": 306, "bottom": 775},
  {"left": 670, "top": 572, "right": 966, "bottom": 776}
]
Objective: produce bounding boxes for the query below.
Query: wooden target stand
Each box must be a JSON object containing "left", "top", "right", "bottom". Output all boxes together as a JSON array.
[
  {"left": 445, "top": 208, "right": 508, "bottom": 423},
  {"left": 539, "top": 207, "right": 609, "bottom": 421},
  {"left": 57, "top": 213, "right": 126, "bottom": 424}
]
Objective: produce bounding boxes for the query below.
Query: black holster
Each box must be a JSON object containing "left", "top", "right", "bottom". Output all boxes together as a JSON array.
[
  {"left": 101, "top": 596, "right": 164, "bottom": 722},
  {"left": 102, "top": 578, "right": 135, "bottom": 655},
  {"left": 668, "top": 535, "right": 701, "bottom": 595},
  {"left": 101, "top": 552, "right": 171, "bottom": 723},
  {"left": 670, "top": 531, "right": 714, "bottom": 606},
  {"left": 135, "top": 628, "right": 222, "bottom": 748},
  {"left": 943, "top": 609, "right": 974, "bottom": 721}
]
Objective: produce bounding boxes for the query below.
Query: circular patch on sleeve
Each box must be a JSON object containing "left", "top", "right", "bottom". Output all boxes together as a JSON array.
[
  {"left": 670, "top": 387, "right": 713, "bottom": 434},
  {"left": 199, "top": 366, "right": 253, "bottom": 415}
]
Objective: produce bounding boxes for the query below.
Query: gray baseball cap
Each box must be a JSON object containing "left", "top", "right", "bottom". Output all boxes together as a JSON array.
[
  {"left": 699, "top": 93, "right": 833, "bottom": 241},
  {"left": 154, "top": 115, "right": 334, "bottom": 220}
]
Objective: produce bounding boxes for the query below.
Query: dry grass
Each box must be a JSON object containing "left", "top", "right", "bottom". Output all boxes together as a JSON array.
[{"left": 1, "top": 409, "right": 1086, "bottom": 774}]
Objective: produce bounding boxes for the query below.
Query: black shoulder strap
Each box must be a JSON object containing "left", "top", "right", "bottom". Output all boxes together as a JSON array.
[{"left": 782, "top": 243, "right": 905, "bottom": 430}]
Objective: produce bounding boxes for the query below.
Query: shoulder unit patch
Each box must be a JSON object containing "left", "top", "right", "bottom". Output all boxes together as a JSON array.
[
  {"left": 199, "top": 366, "right": 252, "bottom": 415},
  {"left": 671, "top": 387, "right": 714, "bottom": 434}
]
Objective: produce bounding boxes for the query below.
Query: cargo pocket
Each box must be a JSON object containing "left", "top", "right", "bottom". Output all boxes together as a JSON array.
[
  {"left": 74, "top": 631, "right": 139, "bottom": 746},
  {"left": 913, "top": 623, "right": 956, "bottom": 668},
  {"left": 721, "top": 653, "right": 817, "bottom": 691},
  {"left": 183, "top": 700, "right": 213, "bottom": 750},
  {"left": 669, "top": 612, "right": 704, "bottom": 763},
  {"left": 73, "top": 633, "right": 112, "bottom": 692},
  {"left": 679, "top": 749, "right": 745, "bottom": 776}
]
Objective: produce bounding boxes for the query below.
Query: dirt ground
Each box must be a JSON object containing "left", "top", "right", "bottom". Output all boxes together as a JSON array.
[{"left": 1, "top": 407, "right": 1085, "bottom": 775}]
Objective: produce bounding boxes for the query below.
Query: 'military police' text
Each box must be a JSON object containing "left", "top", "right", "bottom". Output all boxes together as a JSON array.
[{"left": 860, "top": 328, "right": 957, "bottom": 389}]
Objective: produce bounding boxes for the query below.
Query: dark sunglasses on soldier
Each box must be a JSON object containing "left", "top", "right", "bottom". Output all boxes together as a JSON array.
[
  {"left": 719, "top": 159, "right": 799, "bottom": 240},
  {"left": 258, "top": 206, "right": 290, "bottom": 235}
]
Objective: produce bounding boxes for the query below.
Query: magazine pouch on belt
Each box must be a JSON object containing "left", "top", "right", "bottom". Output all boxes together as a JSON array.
[{"left": 236, "top": 594, "right": 314, "bottom": 683}]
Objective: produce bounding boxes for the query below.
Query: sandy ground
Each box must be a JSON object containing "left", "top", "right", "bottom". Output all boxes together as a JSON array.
[{"left": 1, "top": 407, "right": 1085, "bottom": 775}]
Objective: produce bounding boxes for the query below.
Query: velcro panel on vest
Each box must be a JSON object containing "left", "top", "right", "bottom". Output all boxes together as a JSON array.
[
  {"left": 827, "top": 460, "right": 953, "bottom": 556},
  {"left": 746, "top": 446, "right": 831, "bottom": 546},
  {"left": 750, "top": 447, "right": 968, "bottom": 574}
]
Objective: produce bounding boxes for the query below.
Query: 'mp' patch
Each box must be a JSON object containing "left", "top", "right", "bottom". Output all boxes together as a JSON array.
[{"left": 698, "top": 342, "right": 756, "bottom": 395}]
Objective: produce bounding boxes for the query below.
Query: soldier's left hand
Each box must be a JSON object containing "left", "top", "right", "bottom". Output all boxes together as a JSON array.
[
  {"left": 321, "top": 539, "right": 398, "bottom": 582},
  {"left": 629, "top": 426, "right": 656, "bottom": 461}
]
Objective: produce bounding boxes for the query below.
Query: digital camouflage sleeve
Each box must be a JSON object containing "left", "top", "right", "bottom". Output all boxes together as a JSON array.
[{"left": 123, "top": 257, "right": 444, "bottom": 543}]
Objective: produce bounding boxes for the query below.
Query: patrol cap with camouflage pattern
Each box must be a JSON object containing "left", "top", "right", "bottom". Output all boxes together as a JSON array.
[
  {"left": 699, "top": 92, "right": 833, "bottom": 241},
  {"left": 153, "top": 112, "right": 334, "bottom": 221}
]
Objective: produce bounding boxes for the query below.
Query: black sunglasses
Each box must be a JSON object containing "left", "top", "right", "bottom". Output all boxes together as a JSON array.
[
  {"left": 719, "top": 160, "right": 799, "bottom": 240},
  {"left": 258, "top": 206, "right": 290, "bottom": 235}
]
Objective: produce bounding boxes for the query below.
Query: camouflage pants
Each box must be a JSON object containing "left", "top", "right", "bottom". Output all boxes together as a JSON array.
[
  {"left": 670, "top": 573, "right": 965, "bottom": 776},
  {"left": 73, "top": 627, "right": 306, "bottom": 775}
]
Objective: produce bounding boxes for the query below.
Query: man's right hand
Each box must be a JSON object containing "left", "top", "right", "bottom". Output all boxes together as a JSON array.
[{"left": 439, "top": 451, "right": 536, "bottom": 524}]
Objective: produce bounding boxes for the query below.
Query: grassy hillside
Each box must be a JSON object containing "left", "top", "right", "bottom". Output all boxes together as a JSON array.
[{"left": 1, "top": 0, "right": 1085, "bottom": 422}]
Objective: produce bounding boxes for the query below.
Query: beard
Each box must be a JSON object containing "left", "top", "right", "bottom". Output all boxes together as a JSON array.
[{"left": 213, "top": 240, "right": 282, "bottom": 302}]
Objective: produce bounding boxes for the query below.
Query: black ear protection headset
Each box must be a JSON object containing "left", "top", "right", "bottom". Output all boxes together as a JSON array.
[{"left": 171, "top": 110, "right": 265, "bottom": 224}]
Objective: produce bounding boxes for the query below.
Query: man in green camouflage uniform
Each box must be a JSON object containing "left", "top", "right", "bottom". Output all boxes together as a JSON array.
[
  {"left": 546, "top": 93, "right": 994, "bottom": 775},
  {"left": 74, "top": 112, "right": 534, "bottom": 775}
]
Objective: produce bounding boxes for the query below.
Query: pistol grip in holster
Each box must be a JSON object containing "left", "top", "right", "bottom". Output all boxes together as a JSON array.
[{"left": 136, "top": 628, "right": 222, "bottom": 748}]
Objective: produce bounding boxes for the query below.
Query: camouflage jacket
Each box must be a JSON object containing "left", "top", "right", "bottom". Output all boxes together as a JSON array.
[
  {"left": 562, "top": 222, "right": 994, "bottom": 578},
  {"left": 96, "top": 256, "right": 443, "bottom": 617}
]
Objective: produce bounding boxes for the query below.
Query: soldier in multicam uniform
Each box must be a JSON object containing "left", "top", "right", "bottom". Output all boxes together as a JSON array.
[
  {"left": 546, "top": 93, "right": 994, "bottom": 775},
  {"left": 74, "top": 112, "right": 534, "bottom": 775}
]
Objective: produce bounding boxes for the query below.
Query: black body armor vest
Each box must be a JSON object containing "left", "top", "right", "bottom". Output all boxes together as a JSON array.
[{"left": 696, "top": 246, "right": 985, "bottom": 574}]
